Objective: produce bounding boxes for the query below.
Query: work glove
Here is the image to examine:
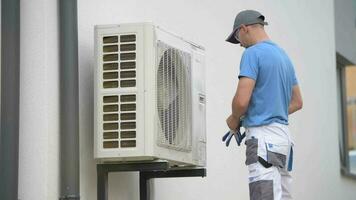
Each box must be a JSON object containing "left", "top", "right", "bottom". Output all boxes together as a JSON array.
[{"left": 222, "top": 120, "right": 245, "bottom": 146}]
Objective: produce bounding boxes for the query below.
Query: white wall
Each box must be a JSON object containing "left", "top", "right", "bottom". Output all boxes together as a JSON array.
[
  {"left": 335, "top": 0, "right": 356, "bottom": 63},
  {"left": 16, "top": 0, "right": 356, "bottom": 199},
  {"left": 18, "top": 0, "right": 59, "bottom": 199},
  {"left": 77, "top": 0, "right": 356, "bottom": 200}
]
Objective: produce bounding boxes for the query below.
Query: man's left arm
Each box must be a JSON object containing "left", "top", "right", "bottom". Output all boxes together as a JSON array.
[{"left": 226, "top": 77, "right": 256, "bottom": 131}]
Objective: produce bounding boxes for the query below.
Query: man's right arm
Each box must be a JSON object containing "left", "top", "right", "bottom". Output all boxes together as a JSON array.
[{"left": 289, "top": 85, "right": 303, "bottom": 114}]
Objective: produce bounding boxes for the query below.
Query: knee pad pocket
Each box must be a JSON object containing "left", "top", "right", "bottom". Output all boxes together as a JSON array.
[{"left": 249, "top": 180, "right": 274, "bottom": 200}]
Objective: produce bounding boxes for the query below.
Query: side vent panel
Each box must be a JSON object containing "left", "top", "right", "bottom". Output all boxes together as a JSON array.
[
  {"left": 102, "top": 94, "right": 137, "bottom": 149},
  {"left": 102, "top": 34, "right": 137, "bottom": 89}
]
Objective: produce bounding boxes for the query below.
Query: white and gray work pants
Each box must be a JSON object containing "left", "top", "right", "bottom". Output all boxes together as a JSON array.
[{"left": 245, "top": 123, "right": 294, "bottom": 200}]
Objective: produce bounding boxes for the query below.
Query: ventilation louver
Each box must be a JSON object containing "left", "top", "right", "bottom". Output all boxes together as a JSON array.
[
  {"left": 102, "top": 34, "right": 137, "bottom": 89},
  {"left": 102, "top": 94, "right": 137, "bottom": 149},
  {"left": 100, "top": 33, "right": 138, "bottom": 149}
]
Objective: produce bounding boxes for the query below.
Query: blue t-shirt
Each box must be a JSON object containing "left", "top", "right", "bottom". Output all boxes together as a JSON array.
[{"left": 239, "top": 40, "right": 298, "bottom": 127}]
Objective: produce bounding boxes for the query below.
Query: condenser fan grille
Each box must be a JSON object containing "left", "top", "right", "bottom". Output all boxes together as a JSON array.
[{"left": 156, "top": 42, "right": 192, "bottom": 151}]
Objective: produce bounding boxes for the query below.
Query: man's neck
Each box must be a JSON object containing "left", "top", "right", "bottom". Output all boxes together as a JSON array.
[{"left": 250, "top": 31, "right": 270, "bottom": 46}]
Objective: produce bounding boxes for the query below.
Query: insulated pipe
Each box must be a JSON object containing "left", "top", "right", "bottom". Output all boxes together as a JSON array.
[
  {"left": 59, "top": 0, "right": 80, "bottom": 199},
  {"left": 0, "top": 0, "right": 20, "bottom": 199}
]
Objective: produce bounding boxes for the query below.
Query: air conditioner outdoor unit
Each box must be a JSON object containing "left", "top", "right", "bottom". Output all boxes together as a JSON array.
[{"left": 94, "top": 23, "right": 206, "bottom": 167}]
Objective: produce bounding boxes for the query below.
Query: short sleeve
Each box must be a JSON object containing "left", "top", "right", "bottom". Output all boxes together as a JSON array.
[
  {"left": 238, "top": 49, "right": 259, "bottom": 80},
  {"left": 290, "top": 61, "right": 298, "bottom": 86},
  {"left": 292, "top": 71, "right": 298, "bottom": 86}
]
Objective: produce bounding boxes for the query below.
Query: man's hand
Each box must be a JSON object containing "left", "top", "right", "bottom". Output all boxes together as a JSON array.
[{"left": 226, "top": 114, "right": 240, "bottom": 131}]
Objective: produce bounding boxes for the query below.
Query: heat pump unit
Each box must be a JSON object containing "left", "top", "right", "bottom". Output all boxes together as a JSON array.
[{"left": 94, "top": 23, "right": 206, "bottom": 167}]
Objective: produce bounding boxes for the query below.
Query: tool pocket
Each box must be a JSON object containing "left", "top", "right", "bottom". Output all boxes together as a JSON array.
[
  {"left": 245, "top": 138, "right": 259, "bottom": 165},
  {"left": 265, "top": 142, "right": 289, "bottom": 168}
]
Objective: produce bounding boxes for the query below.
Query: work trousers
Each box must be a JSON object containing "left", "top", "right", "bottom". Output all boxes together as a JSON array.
[{"left": 245, "top": 123, "right": 294, "bottom": 200}]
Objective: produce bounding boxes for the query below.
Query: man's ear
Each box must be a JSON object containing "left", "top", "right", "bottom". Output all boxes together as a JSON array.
[{"left": 241, "top": 24, "right": 247, "bottom": 33}]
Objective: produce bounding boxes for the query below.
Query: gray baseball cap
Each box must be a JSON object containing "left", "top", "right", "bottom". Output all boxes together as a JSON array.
[{"left": 226, "top": 10, "right": 268, "bottom": 44}]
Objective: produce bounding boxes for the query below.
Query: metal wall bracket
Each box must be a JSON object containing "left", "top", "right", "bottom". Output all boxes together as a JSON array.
[
  {"left": 97, "top": 162, "right": 207, "bottom": 200},
  {"left": 59, "top": 195, "right": 81, "bottom": 200}
]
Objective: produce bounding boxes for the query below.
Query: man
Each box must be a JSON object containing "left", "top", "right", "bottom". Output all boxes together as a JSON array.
[{"left": 225, "top": 10, "right": 303, "bottom": 200}]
